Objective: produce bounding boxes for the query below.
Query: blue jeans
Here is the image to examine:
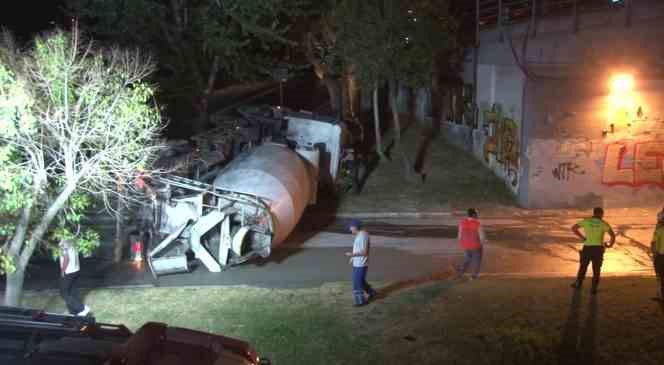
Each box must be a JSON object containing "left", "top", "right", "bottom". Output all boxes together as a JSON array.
[
  {"left": 457, "top": 248, "right": 483, "bottom": 278},
  {"left": 352, "top": 266, "right": 376, "bottom": 305}
]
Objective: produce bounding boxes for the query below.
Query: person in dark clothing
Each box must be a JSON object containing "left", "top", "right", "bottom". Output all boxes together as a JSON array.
[
  {"left": 651, "top": 214, "right": 664, "bottom": 301},
  {"left": 59, "top": 240, "right": 90, "bottom": 316}
]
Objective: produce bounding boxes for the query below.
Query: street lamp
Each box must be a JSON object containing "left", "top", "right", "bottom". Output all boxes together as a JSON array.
[
  {"left": 279, "top": 77, "right": 287, "bottom": 107},
  {"left": 272, "top": 67, "right": 289, "bottom": 108}
]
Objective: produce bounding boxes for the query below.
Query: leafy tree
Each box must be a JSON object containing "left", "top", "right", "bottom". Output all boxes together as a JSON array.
[
  {"left": 302, "top": 2, "right": 346, "bottom": 118},
  {"left": 303, "top": 1, "right": 371, "bottom": 127},
  {"left": 66, "top": 0, "right": 310, "bottom": 135},
  {"left": 0, "top": 28, "right": 163, "bottom": 306},
  {"left": 335, "top": 0, "right": 458, "bottom": 175},
  {"left": 334, "top": 0, "right": 389, "bottom": 160}
]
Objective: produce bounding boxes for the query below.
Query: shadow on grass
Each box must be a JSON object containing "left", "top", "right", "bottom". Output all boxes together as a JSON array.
[
  {"left": 559, "top": 289, "right": 598, "bottom": 365},
  {"left": 365, "top": 115, "right": 419, "bottom": 181},
  {"left": 373, "top": 269, "right": 455, "bottom": 302}
]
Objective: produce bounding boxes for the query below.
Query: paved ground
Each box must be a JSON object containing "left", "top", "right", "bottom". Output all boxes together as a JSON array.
[{"left": 13, "top": 208, "right": 660, "bottom": 293}]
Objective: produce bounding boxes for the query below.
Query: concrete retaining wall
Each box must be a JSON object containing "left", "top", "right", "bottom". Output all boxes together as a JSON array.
[{"left": 458, "top": 0, "right": 664, "bottom": 208}]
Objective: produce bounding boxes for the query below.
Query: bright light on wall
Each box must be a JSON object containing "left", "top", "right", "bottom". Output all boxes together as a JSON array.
[
  {"left": 606, "top": 73, "right": 638, "bottom": 134},
  {"left": 610, "top": 73, "right": 634, "bottom": 93}
]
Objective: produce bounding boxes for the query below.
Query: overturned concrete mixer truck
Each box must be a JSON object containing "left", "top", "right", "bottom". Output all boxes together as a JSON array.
[{"left": 144, "top": 107, "right": 347, "bottom": 278}]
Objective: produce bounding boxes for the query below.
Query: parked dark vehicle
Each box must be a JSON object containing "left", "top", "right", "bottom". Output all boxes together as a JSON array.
[{"left": 0, "top": 306, "right": 270, "bottom": 365}]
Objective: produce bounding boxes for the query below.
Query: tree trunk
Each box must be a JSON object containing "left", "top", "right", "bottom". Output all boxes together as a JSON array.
[
  {"left": 348, "top": 74, "right": 358, "bottom": 119},
  {"left": 22, "top": 183, "right": 77, "bottom": 264},
  {"left": 431, "top": 60, "right": 441, "bottom": 122},
  {"left": 5, "top": 182, "right": 78, "bottom": 305},
  {"left": 341, "top": 74, "right": 351, "bottom": 120},
  {"left": 8, "top": 202, "right": 33, "bottom": 258},
  {"left": 389, "top": 80, "right": 415, "bottom": 181},
  {"left": 414, "top": 88, "right": 430, "bottom": 124},
  {"left": 8, "top": 175, "right": 43, "bottom": 257},
  {"left": 343, "top": 71, "right": 359, "bottom": 120},
  {"left": 373, "top": 85, "right": 387, "bottom": 161},
  {"left": 192, "top": 56, "right": 219, "bottom": 136},
  {"left": 113, "top": 197, "right": 125, "bottom": 263},
  {"left": 324, "top": 76, "right": 342, "bottom": 118},
  {"left": 4, "top": 268, "right": 25, "bottom": 306}
]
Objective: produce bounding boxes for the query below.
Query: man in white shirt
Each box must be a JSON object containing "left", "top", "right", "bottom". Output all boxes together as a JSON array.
[
  {"left": 345, "top": 219, "right": 377, "bottom": 307},
  {"left": 59, "top": 240, "right": 90, "bottom": 316}
]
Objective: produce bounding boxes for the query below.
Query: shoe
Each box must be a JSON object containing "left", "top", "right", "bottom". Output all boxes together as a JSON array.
[
  {"left": 77, "top": 305, "right": 91, "bottom": 317},
  {"left": 449, "top": 264, "right": 462, "bottom": 276},
  {"left": 570, "top": 282, "right": 581, "bottom": 289},
  {"left": 590, "top": 288, "right": 598, "bottom": 295},
  {"left": 368, "top": 292, "right": 377, "bottom": 301}
]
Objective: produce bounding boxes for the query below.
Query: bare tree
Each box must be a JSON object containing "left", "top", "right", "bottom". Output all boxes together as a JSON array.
[{"left": 0, "top": 28, "right": 163, "bottom": 306}]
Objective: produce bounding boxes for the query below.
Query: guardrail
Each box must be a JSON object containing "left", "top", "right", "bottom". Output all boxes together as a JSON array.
[{"left": 462, "top": 0, "right": 630, "bottom": 34}]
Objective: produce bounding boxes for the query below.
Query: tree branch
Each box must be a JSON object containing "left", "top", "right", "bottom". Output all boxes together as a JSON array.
[
  {"left": 19, "top": 181, "right": 78, "bottom": 268},
  {"left": 226, "top": 11, "right": 298, "bottom": 47}
]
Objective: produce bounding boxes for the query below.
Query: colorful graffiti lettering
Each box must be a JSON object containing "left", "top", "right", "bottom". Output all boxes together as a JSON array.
[
  {"left": 483, "top": 104, "right": 520, "bottom": 186},
  {"left": 602, "top": 141, "right": 664, "bottom": 187}
]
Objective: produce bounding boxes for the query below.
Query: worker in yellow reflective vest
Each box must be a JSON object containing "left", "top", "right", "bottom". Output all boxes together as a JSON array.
[
  {"left": 651, "top": 214, "right": 664, "bottom": 301},
  {"left": 570, "top": 207, "right": 616, "bottom": 294}
]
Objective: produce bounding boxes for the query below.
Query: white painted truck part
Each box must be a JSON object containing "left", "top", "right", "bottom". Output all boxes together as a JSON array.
[
  {"left": 146, "top": 109, "right": 345, "bottom": 278},
  {"left": 147, "top": 144, "right": 319, "bottom": 277},
  {"left": 213, "top": 143, "right": 314, "bottom": 245}
]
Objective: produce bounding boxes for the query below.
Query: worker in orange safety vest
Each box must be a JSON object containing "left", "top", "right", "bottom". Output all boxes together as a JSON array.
[{"left": 454, "top": 208, "right": 487, "bottom": 280}]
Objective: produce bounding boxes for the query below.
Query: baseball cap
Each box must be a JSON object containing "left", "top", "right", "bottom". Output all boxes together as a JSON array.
[{"left": 348, "top": 219, "right": 362, "bottom": 230}]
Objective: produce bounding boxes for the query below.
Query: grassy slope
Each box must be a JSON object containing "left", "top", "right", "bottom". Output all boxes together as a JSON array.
[
  {"left": 22, "top": 276, "right": 664, "bottom": 365},
  {"left": 335, "top": 120, "right": 516, "bottom": 213}
]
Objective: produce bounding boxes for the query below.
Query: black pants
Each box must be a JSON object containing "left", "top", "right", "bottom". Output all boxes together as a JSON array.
[
  {"left": 60, "top": 271, "right": 84, "bottom": 314},
  {"left": 575, "top": 246, "right": 605, "bottom": 289},
  {"left": 654, "top": 254, "right": 664, "bottom": 296}
]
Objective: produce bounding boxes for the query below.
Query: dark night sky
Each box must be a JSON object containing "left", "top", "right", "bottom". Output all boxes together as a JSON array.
[{"left": 0, "top": 1, "right": 66, "bottom": 41}]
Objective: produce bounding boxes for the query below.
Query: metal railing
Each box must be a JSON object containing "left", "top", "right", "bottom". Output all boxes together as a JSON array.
[{"left": 462, "top": 0, "right": 629, "bottom": 33}]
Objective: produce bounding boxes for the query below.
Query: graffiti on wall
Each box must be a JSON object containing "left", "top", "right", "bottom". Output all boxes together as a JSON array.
[
  {"left": 552, "top": 162, "right": 585, "bottom": 181},
  {"left": 553, "top": 139, "right": 594, "bottom": 159},
  {"left": 602, "top": 141, "right": 664, "bottom": 188},
  {"left": 483, "top": 104, "right": 520, "bottom": 187}
]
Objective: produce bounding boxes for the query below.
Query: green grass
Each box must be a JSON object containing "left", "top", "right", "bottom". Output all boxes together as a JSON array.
[
  {"left": 22, "top": 285, "right": 369, "bottom": 365},
  {"left": 21, "top": 276, "right": 664, "bottom": 365},
  {"left": 335, "top": 119, "right": 516, "bottom": 213}
]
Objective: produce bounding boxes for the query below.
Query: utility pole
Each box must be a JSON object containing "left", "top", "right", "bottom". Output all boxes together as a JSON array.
[{"left": 272, "top": 66, "right": 289, "bottom": 108}]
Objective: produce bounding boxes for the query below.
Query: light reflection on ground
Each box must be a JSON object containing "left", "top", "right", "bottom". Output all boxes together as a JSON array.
[{"left": 298, "top": 209, "right": 661, "bottom": 278}]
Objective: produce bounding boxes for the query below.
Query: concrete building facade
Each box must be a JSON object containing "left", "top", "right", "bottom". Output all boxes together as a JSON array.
[{"left": 446, "top": 0, "right": 664, "bottom": 208}]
